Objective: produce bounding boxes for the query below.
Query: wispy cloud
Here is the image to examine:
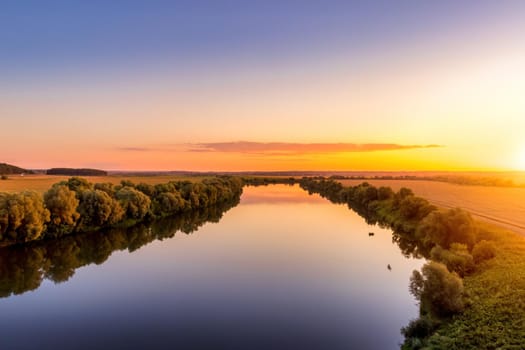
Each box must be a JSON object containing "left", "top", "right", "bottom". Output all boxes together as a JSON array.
[
  {"left": 188, "top": 141, "right": 443, "bottom": 155},
  {"left": 116, "top": 147, "right": 155, "bottom": 152},
  {"left": 115, "top": 141, "right": 442, "bottom": 156}
]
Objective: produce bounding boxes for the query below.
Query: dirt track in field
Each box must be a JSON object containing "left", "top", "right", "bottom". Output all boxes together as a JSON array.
[{"left": 340, "top": 180, "right": 525, "bottom": 236}]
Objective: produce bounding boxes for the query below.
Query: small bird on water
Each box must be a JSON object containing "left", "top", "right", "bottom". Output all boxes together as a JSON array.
[{"left": 387, "top": 264, "right": 392, "bottom": 271}]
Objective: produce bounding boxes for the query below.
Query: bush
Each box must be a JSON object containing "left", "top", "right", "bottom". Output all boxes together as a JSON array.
[
  {"left": 1, "top": 175, "right": 8, "bottom": 180},
  {"left": 472, "top": 240, "right": 497, "bottom": 264},
  {"left": 430, "top": 244, "right": 475, "bottom": 277},
  {"left": 401, "top": 316, "right": 439, "bottom": 339}
]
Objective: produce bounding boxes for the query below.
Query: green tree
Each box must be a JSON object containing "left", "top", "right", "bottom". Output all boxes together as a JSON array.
[
  {"left": 377, "top": 186, "right": 395, "bottom": 200},
  {"left": 153, "top": 192, "right": 185, "bottom": 216},
  {"left": 78, "top": 190, "right": 124, "bottom": 228},
  {"left": 430, "top": 244, "right": 475, "bottom": 277},
  {"left": 136, "top": 183, "right": 156, "bottom": 197},
  {"left": 0, "top": 192, "right": 50, "bottom": 242},
  {"left": 399, "top": 196, "right": 436, "bottom": 221},
  {"left": 94, "top": 182, "right": 116, "bottom": 196},
  {"left": 44, "top": 185, "right": 80, "bottom": 236},
  {"left": 115, "top": 186, "right": 151, "bottom": 220},
  {"left": 417, "top": 208, "right": 478, "bottom": 249},
  {"left": 410, "top": 261, "right": 465, "bottom": 318},
  {"left": 59, "top": 177, "right": 93, "bottom": 196}
]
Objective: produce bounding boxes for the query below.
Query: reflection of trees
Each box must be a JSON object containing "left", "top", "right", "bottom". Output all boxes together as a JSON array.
[
  {"left": 299, "top": 178, "right": 434, "bottom": 261},
  {"left": 0, "top": 197, "right": 240, "bottom": 298}
]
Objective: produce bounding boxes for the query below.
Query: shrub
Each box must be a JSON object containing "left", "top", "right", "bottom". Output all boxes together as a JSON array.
[
  {"left": 430, "top": 244, "right": 475, "bottom": 277},
  {"left": 472, "top": 240, "right": 497, "bottom": 264},
  {"left": 401, "top": 316, "right": 439, "bottom": 339},
  {"left": 1, "top": 175, "right": 8, "bottom": 180}
]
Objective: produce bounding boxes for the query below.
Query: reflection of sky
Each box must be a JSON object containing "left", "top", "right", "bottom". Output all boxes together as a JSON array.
[
  {"left": 240, "top": 184, "right": 328, "bottom": 205},
  {"left": 0, "top": 185, "right": 424, "bottom": 349}
]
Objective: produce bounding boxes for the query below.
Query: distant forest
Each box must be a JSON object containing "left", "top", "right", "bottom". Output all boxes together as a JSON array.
[
  {"left": 0, "top": 163, "right": 33, "bottom": 175},
  {"left": 46, "top": 168, "right": 108, "bottom": 176}
]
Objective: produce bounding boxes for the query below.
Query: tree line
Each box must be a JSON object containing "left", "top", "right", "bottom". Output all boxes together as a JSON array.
[
  {"left": 0, "top": 176, "right": 243, "bottom": 246},
  {"left": 46, "top": 168, "right": 108, "bottom": 176},
  {"left": 298, "top": 178, "right": 497, "bottom": 348},
  {"left": 0, "top": 162, "right": 33, "bottom": 175}
]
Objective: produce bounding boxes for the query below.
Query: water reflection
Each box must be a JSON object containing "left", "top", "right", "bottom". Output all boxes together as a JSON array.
[
  {"left": 0, "top": 185, "right": 422, "bottom": 350},
  {"left": 0, "top": 198, "right": 240, "bottom": 298}
]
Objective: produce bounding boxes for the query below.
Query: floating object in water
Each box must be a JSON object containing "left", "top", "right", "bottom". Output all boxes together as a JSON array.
[
  {"left": 387, "top": 264, "right": 392, "bottom": 270},
  {"left": 368, "top": 232, "right": 375, "bottom": 236}
]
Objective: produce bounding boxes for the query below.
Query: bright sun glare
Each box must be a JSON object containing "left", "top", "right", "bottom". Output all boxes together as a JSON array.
[{"left": 515, "top": 148, "right": 525, "bottom": 171}]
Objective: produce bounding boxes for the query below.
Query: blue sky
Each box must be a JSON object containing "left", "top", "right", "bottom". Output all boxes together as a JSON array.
[
  {"left": 3, "top": 1, "right": 521, "bottom": 79},
  {"left": 1, "top": 1, "right": 525, "bottom": 170}
]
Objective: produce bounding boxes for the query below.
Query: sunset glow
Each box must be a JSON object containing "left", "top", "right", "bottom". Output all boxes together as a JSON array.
[{"left": 1, "top": 1, "right": 524, "bottom": 171}]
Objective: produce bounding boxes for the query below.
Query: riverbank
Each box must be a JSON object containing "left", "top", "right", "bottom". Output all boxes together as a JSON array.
[
  {"left": 0, "top": 176, "right": 243, "bottom": 247},
  {"left": 297, "top": 178, "right": 525, "bottom": 348}
]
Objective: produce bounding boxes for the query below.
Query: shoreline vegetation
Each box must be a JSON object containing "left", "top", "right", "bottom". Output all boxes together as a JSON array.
[
  {"left": 296, "top": 178, "right": 524, "bottom": 349},
  {"left": 0, "top": 176, "right": 243, "bottom": 247},
  {"left": 2, "top": 175, "right": 524, "bottom": 348},
  {"left": 46, "top": 168, "right": 108, "bottom": 176}
]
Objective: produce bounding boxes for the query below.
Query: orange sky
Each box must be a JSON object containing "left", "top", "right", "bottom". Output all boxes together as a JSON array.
[{"left": 1, "top": 2, "right": 524, "bottom": 171}]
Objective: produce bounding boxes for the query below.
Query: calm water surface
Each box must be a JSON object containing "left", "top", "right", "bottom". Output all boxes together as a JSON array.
[{"left": 0, "top": 185, "right": 423, "bottom": 349}]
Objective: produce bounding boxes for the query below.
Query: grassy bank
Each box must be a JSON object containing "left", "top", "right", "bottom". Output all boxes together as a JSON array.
[{"left": 424, "top": 221, "right": 525, "bottom": 349}]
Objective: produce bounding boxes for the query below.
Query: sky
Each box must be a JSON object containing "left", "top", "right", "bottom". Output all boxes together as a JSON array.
[{"left": 1, "top": 1, "right": 525, "bottom": 171}]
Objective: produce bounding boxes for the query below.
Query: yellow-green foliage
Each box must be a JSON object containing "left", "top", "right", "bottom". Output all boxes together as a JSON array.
[
  {"left": 410, "top": 261, "right": 465, "bottom": 319},
  {"left": 417, "top": 208, "right": 478, "bottom": 250},
  {"left": 430, "top": 244, "right": 475, "bottom": 277},
  {"left": 0, "top": 176, "right": 244, "bottom": 246},
  {"left": 44, "top": 185, "right": 80, "bottom": 227},
  {"left": 472, "top": 240, "right": 497, "bottom": 264},
  {"left": 0, "top": 192, "right": 50, "bottom": 242},
  {"left": 424, "top": 224, "right": 525, "bottom": 349},
  {"left": 298, "top": 178, "right": 521, "bottom": 348},
  {"left": 115, "top": 186, "right": 151, "bottom": 220}
]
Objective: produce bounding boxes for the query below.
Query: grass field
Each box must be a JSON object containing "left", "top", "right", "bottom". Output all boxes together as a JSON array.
[
  {"left": 340, "top": 179, "right": 525, "bottom": 236},
  {"left": 0, "top": 174, "right": 208, "bottom": 193}
]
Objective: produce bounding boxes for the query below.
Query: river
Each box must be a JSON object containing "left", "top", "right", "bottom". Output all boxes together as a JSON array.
[{"left": 0, "top": 184, "right": 424, "bottom": 349}]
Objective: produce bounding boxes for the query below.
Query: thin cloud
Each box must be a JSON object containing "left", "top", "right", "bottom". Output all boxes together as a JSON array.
[
  {"left": 188, "top": 141, "right": 443, "bottom": 155},
  {"left": 116, "top": 147, "right": 155, "bottom": 152}
]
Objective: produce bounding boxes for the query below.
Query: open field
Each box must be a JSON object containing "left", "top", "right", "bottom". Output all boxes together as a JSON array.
[
  {"left": 0, "top": 174, "right": 208, "bottom": 193},
  {"left": 340, "top": 179, "right": 525, "bottom": 236}
]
